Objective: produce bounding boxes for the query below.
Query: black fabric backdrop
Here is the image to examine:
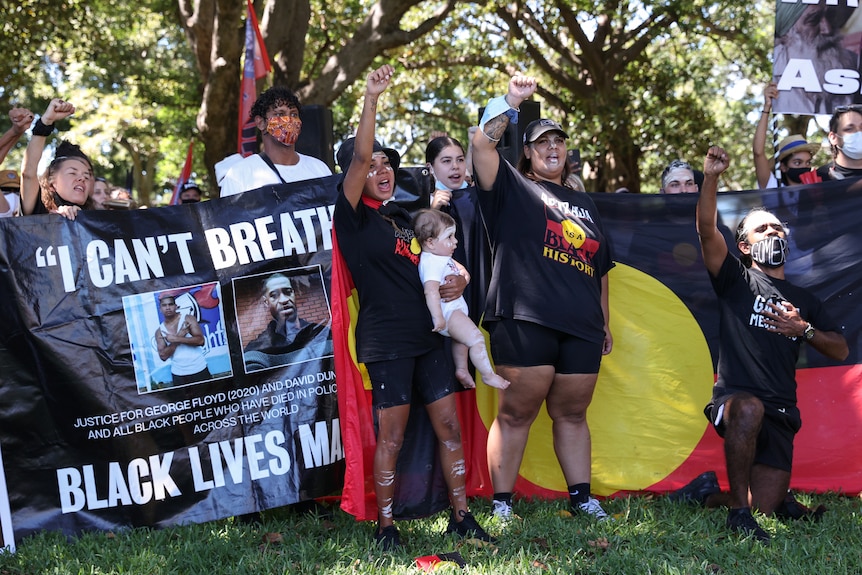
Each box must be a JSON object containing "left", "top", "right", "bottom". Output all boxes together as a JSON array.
[
  {"left": 0, "top": 175, "right": 344, "bottom": 542},
  {"left": 2, "top": 173, "right": 862, "bottom": 545}
]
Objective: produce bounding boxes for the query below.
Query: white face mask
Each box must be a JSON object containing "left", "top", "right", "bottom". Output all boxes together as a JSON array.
[
  {"left": 840, "top": 131, "right": 862, "bottom": 160},
  {"left": 750, "top": 236, "right": 788, "bottom": 268}
]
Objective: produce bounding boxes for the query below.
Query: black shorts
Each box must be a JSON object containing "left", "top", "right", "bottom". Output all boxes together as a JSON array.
[
  {"left": 486, "top": 318, "right": 602, "bottom": 374},
  {"left": 366, "top": 346, "right": 457, "bottom": 409},
  {"left": 704, "top": 392, "right": 801, "bottom": 472},
  {"left": 172, "top": 367, "right": 212, "bottom": 387}
]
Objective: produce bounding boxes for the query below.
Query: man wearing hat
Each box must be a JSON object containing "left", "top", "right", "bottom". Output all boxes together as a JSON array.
[
  {"left": 219, "top": 86, "right": 331, "bottom": 197},
  {"left": 0, "top": 169, "right": 21, "bottom": 218},
  {"left": 179, "top": 181, "right": 204, "bottom": 204},
  {"left": 754, "top": 82, "right": 822, "bottom": 189}
]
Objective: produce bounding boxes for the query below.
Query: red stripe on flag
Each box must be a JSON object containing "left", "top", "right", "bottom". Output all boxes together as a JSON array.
[
  {"left": 238, "top": 0, "right": 271, "bottom": 157},
  {"left": 640, "top": 364, "right": 862, "bottom": 497},
  {"left": 331, "top": 228, "right": 378, "bottom": 520},
  {"left": 169, "top": 139, "right": 194, "bottom": 205}
]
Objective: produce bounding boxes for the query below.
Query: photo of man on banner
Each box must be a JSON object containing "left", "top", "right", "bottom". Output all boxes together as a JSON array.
[
  {"left": 234, "top": 266, "right": 333, "bottom": 374},
  {"left": 123, "top": 283, "right": 232, "bottom": 393}
]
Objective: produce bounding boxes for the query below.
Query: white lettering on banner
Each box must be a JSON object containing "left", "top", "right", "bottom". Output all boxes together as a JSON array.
[
  {"left": 86, "top": 233, "right": 195, "bottom": 288},
  {"left": 57, "top": 452, "right": 180, "bottom": 513},
  {"left": 299, "top": 419, "right": 343, "bottom": 468},
  {"left": 777, "top": 59, "right": 861, "bottom": 96},
  {"left": 56, "top": 431, "right": 301, "bottom": 511},
  {"left": 188, "top": 431, "right": 291, "bottom": 492},
  {"left": 204, "top": 205, "right": 335, "bottom": 270},
  {"left": 37, "top": 233, "right": 196, "bottom": 293},
  {"left": 35, "top": 245, "right": 75, "bottom": 292}
]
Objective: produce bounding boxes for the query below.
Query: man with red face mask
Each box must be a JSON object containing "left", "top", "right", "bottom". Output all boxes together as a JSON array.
[{"left": 219, "top": 86, "right": 332, "bottom": 197}]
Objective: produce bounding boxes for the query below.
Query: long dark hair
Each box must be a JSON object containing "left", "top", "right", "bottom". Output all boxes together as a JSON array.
[{"left": 425, "top": 136, "right": 465, "bottom": 164}]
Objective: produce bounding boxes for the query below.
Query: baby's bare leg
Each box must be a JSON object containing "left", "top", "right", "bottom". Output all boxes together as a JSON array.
[
  {"left": 450, "top": 341, "right": 475, "bottom": 388},
  {"left": 446, "top": 311, "right": 510, "bottom": 389}
]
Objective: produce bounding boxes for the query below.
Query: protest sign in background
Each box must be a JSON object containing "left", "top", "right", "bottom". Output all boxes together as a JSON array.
[{"left": 772, "top": 2, "right": 862, "bottom": 115}]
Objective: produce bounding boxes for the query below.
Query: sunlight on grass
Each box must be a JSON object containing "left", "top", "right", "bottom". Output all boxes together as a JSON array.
[{"left": 1, "top": 494, "right": 860, "bottom": 574}]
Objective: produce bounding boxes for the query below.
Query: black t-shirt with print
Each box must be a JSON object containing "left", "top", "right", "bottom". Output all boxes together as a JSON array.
[
  {"left": 333, "top": 189, "right": 440, "bottom": 363},
  {"left": 477, "top": 157, "right": 614, "bottom": 343},
  {"left": 711, "top": 253, "right": 841, "bottom": 409},
  {"left": 816, "top": 161, "right": 862, "bottom": 181}
]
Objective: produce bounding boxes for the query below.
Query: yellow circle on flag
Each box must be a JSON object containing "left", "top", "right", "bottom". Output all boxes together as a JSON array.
[{"left": 475, "top": 263, "right": 714, "bottom": 495}]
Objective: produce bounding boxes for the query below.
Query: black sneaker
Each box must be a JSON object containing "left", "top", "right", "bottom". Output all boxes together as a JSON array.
[
  {"left": 726, "top": 507, "right": 770, "bottom": 543},
  {"left": 445, "top": 509, "right": 496, "bottom": 543},
  {"left": 667, "top": 471, "right": 721, "bottom": 506},
  {"left": 373, "top": 524, "right": 401, "bottom": 552},
  {"left": 774, "top": 490, "right": 826, "bottom": 522}
]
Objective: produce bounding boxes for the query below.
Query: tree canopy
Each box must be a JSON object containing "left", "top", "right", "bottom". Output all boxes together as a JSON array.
[{"left": 0, "top": 0, "right": 794, "bottom": 202}]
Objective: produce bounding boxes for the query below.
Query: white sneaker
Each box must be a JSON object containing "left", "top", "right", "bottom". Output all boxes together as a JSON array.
[
  {"left": 492, "top": 499, "right": 513, "bottom": 519},
  {"left": 576, "top": 497, "right": 610, "bottom": 521}
]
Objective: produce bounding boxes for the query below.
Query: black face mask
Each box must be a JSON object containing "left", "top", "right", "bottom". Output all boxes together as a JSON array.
[
  {"left": 750, "top": 236, "right": 788, "bottom": 268},
  {"left": 180, "top": 198, "right": 200, "bottom": 204},
  {"left": 784, "top": 167, "right": 811, "bottom": 184}
]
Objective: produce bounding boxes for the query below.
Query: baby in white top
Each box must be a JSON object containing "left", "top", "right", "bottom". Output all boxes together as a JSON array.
[{"left": 413, "top": 208, "right": 509, "bottom": 390}]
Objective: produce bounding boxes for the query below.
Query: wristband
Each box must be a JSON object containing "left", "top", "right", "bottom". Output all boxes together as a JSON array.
[
  {"left": 479, "top": 96, "right": 519, "bottom": 134},
  {"left": 32, "top": 118, "right": 55, "bottom": 137},
  {"left": 504, "top": 107, "right": 520, "bottom": 125}
]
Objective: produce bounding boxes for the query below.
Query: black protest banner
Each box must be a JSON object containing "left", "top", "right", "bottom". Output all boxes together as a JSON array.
[{"left": 0, "top": 175, "right": 343, "bottom": 543}]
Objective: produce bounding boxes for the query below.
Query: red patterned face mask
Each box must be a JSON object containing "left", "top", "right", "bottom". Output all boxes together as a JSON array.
[{"left": 265, "top": 115, "right": 302, "bottom": 146}]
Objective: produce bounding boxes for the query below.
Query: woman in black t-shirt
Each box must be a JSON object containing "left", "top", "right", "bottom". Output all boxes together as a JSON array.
[
  {"left": 472, "top": 75, "right": 615, "bottom": 521},
  {"left": 333, "top": 65, "right": 493, "bottom": 551}
]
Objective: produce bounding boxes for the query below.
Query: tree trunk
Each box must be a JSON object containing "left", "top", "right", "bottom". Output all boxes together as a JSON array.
[{"left": 178, "top": 0, "right": 457, "bottom": 179}]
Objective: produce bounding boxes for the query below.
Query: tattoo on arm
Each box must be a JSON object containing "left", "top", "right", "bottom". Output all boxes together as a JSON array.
[{"left": 483, "top": 115, "right": 509, "bottom": 142}]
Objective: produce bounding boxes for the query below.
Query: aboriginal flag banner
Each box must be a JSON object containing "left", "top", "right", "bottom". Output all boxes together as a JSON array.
[{"left": 2, "top": 176, "right": 862, "bottom": 549}]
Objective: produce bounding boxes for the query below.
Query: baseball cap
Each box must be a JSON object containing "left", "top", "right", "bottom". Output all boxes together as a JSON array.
[
  {"left": 523, "top": 119, "right": 569, "bottom": 145},
  {"left": 0, "top": 169, "right": 20, "bottom": 190},
  {"left": 336, "top": 137, "right": 400, "bottom": 173}
]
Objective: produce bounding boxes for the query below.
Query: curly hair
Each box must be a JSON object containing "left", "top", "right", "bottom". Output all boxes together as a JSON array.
[{"left": 249, "top": 86, "right": 302, "bottom": 121}]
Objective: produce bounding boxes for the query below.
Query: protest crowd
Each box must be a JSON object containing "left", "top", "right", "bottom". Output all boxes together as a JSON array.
[{"left": 1, "top": 5, "right": 858, "bottom": 551}]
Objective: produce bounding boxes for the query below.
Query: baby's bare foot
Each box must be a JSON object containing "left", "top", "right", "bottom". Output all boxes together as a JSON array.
[
  {"left": 455, "top": 369, "right": 476, "bottom": 389},
  {"left": 482, "top": 373, "right": 510, "bottom": 389}
]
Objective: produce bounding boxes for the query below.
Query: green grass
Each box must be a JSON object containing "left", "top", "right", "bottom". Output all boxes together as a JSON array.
[{"left": 2, "top": 493, "right": 861, "bottom": 574}]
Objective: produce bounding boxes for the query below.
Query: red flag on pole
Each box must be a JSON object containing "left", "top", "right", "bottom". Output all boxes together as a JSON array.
[
  {"left": 169, "top": 139, "right": 195, "bottom": 206},
  {"left": 238, "top": 0, "right": 272, "bottom": 157}
]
